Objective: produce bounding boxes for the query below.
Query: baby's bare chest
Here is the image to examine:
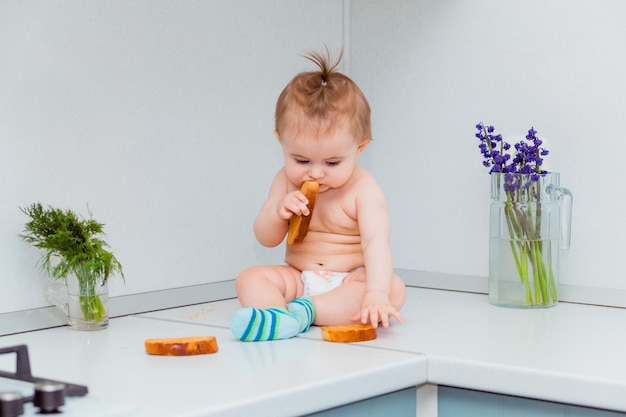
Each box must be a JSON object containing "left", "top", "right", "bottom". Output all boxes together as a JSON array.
[{"left": 309, "top": 198, "right": 358, "bottom": 236}]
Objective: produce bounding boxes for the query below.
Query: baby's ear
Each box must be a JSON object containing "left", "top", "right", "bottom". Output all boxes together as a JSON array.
[{"left": 358, "top": 138, "right": 371, "bottom": 153}]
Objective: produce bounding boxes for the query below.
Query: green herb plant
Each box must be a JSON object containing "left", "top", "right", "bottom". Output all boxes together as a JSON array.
[{"left": 20, "top": 203, "right": 124, "bottom": 323}]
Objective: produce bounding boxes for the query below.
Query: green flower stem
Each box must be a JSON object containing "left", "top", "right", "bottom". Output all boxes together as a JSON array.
[
  {"left": 78, "top": 292, "right": 106, "bottom": 322},
  {"left": 75, "top": 264, "right": 106, "bottom": 323},
  {"left": 548, "top": 257, "right": 558, "bottom": 299},
  {"left": 503, "top": 188, "right": 557, "bottom": 306},
  {"left": 504, "top": 194, "right": 534, "bottom": 305},
  {"left": 520, "top": 242, "right": 533, "bottom": 305},
  {"left": 531, "top": 241, "right": 544, "bottom": 303}
]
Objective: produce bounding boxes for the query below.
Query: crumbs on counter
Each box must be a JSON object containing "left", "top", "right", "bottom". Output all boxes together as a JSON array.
[{"left": 176, "top": 307, "right": 218, "bottom": 321}]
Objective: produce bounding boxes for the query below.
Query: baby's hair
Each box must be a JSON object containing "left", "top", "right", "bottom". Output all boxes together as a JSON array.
[{"left": 275, "top": 47, "right": 371, "bottom": 143}]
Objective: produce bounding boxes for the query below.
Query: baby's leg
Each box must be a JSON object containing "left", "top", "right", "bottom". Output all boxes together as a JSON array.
[
  {"left": 231, "top": 265, "right": 309, "bottom": 341},
  {"left": 311, "top": 269, "right": 406, "bottom": 326},
  {"left": 235, "top": 265, "right": 303, "bottom": 309}
]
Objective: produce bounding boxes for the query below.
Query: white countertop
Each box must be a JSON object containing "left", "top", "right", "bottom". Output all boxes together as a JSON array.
[
  {"left": 2, "top": 286, "right": 626, "bottom": 415},
  {"left": 362, "top": 288, "right": 626, "bottom": 412},
  {"left": 0, "top": 311, "right": 424, "bottom": 417},
  {"left": 141, "top": 287, "right": 626, "bottom": 413}
]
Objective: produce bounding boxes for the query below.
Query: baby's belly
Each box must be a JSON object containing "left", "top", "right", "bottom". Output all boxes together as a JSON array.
[{"left": 285, "top": 231, "right": 363, "bottom": 271}]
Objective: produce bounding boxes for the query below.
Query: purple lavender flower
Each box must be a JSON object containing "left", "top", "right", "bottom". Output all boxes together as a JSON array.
[{"left": 474, "top": 123, "right": 549, "bottom": 180}]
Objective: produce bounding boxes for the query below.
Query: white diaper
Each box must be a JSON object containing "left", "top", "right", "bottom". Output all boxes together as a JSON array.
[{"left": 302, "top": 270, "right": 351, "bottom": 297}]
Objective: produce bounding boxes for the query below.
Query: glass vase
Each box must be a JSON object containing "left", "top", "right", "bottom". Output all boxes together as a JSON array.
[
  {"left": 489, "top": 172, "right": 572, "bottom": 308},
  {"left": 44, "top": 274, "right": 109, "bottom": 331}
]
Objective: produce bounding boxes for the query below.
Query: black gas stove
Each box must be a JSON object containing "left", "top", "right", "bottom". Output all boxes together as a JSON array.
[{"left": 0, "top": 345, "right": 88, "bottom": 417}]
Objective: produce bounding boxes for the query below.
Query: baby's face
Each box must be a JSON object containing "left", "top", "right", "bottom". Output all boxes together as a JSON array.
[{"left": 279, "top": 121, "right": 367, "bottom": 192}]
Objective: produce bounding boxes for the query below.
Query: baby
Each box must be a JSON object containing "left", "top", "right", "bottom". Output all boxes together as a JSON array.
[{"left": 230, "top": 49, "right": 406, "bottom": 341}]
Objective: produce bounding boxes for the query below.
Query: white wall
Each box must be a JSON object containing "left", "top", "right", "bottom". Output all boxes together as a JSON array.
[
  {"left": 352, "top": 0, "right": 626, "bottom": 290},
  {"left": 0, "top": 0, "right": 343, "bottom": 312},
  {"left": 1, "top": 0, "right": 625, "bottom": 314}
]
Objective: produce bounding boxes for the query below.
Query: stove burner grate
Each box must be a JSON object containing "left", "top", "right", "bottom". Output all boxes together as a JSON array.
[{"left": 0, "top": 345, "right": 88, "bottom": 417}]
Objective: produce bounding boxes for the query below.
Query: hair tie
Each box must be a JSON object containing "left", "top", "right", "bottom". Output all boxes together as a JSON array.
[{"left": 321, "top": 75, "right": 328, "bottom": 87}]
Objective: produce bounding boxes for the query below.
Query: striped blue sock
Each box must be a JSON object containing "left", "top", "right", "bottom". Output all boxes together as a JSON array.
[
  {"left": 230, "top": 307, "right": 300, "bottom": 342},
  {"left": 287, "top": 297, "right": 316, "bottom": 333}
]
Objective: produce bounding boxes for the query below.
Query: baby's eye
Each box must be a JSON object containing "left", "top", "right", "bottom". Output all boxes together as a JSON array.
[
  {"left": 325, "top": 160, "right": 341, "bottom": 166},
  {"left": 295, "top": 158, "right": 310, "bottom": 165}
]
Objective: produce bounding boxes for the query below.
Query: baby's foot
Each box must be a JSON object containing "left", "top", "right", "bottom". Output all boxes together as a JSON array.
[
  {"left": 230, "top": 307, "right": 300, "bottom": 342},
  {"left": 287, "top": 297, "right": 316, "bottom": 333}
]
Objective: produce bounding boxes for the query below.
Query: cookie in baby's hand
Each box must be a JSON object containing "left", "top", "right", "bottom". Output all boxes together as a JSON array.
[{"left": 287, "top": 181, "right": 319, "bottom": 245}]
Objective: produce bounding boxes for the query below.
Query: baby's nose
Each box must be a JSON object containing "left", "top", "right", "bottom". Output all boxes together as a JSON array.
[{"left": 309, "top": 167, "right": 324, "bottom": 180}]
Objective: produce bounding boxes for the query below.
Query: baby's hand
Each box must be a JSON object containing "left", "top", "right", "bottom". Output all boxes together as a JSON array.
[
  {"left": 276, "top": 190, "right": 310, "bottom": 220},
  {"left": 352, "top": 290, "right": 404, "bottom": 329}
]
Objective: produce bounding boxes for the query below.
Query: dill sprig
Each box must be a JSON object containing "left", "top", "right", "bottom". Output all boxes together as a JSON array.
[
  {"left": 20, "top": 203, "right": 124, "bottom": 324},
  {"left": 19, "top": 203, "right": 124, "bottom": 286}
]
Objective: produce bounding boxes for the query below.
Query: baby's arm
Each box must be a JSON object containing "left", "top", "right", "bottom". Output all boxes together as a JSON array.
[
  {"left": 353, "top": 179, "right": 403, "bottom": 328},
  {"left": 253, "top": 169, "right": 311, "bottom": 247}
]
